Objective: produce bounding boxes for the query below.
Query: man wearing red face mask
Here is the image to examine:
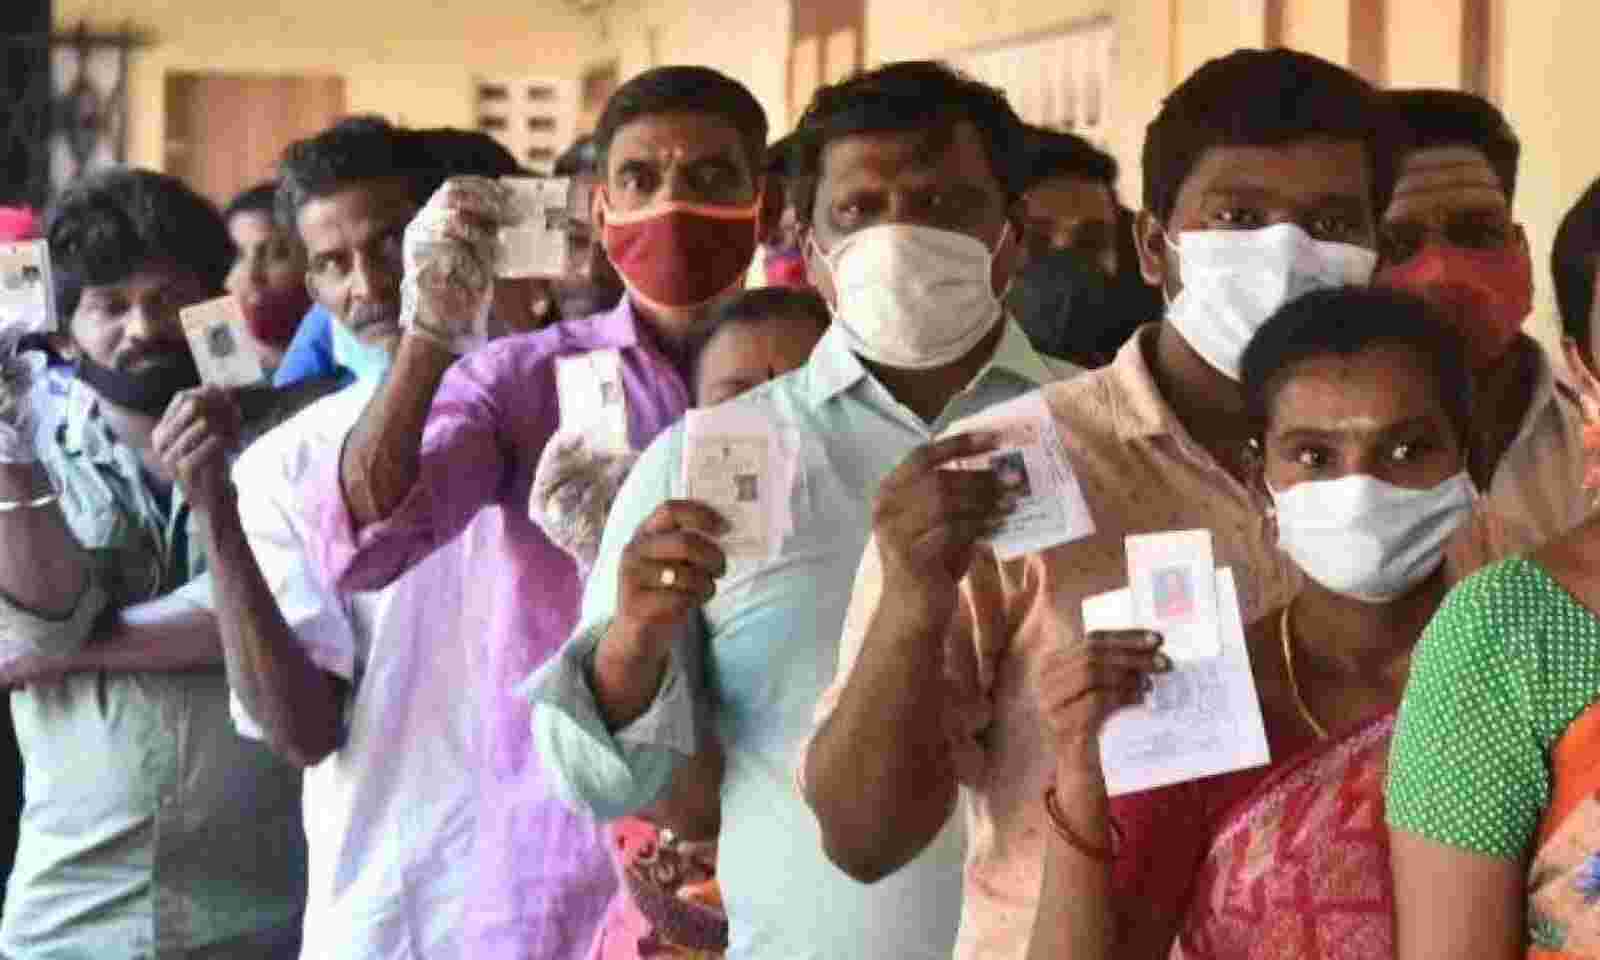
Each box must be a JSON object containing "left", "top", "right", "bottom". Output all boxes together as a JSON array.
[
  {"left": 1376, "top": 89, "right": 1589, "bottom": 543},
  {"left": 303, "top": 66, "right": 767, "bottom": 959}
]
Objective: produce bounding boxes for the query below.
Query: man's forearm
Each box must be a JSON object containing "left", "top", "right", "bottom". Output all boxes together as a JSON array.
[
  {"left": 804, "top": 608, "right": 957, "bottom": 883},
  {"left": 203, "top": 501, "right": 344, "bottom": 768},
  {"left": 78, "top": 592, "right": 223, "bottom": 673},
  {"left": 591, "top": 622, "right": 675, "bottom": 731},
  {"left": 0, "top": 463, "right": 91, "bottom": 616},
  {"left": 339, "top": 335, "right": 454, "bottom": 530}
]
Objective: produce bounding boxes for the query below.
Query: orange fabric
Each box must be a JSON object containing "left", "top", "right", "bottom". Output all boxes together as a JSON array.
[{"left": 1525, "top": 701, "right": 1600, "bottom": 958}]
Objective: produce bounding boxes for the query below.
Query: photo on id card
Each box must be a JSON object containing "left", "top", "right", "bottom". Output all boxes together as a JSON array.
[
  {"left": 180, "top": 295, "right": 264, "bottom": 389},
  {"left": 1127, "top": 529, "right": 1219, "bottom": 660},
  {"left": 684, "top": 436, "right": 769, "bottom": 559}
]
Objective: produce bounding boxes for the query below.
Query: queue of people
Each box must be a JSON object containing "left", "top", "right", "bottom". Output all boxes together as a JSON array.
[{"left": 0, "top": 39, "right": 1599, "bottom": 960}]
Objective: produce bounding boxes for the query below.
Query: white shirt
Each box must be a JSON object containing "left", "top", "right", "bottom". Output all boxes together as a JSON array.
[{"left": 230, "top": 382, "right": 480, "bottom": 960}]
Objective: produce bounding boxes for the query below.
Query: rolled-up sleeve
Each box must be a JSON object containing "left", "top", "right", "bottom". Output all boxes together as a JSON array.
[
  {"left": 523, "top": 423, "right": 703, "bottom": 819},
  {"left": 312, "top": 345, "right": 536, "bottom": 595}
]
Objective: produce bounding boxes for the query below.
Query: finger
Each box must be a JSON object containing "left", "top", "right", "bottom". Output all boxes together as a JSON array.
[
  {"left": 1085, "top": 630, "right": 1164, "bottom": 653},
  {"left": 638, "top": 500, "right": 730, "bottom": 538},
  {"left": 178, "top": 436, "right": 226, "bottom": 481},
  {"left": 1086, "top": 648, "right": 1173, "bottom": 676},
  {"left": 151, "top": 395, "right": 201, "bottom": 456},
  {"left": 168, "top": 417, "right": 219, "bottom": 464},
  {"left": 878, "top": 468, "right": 1006, "bottom": 539},
  {"left": 886, "top": 431, "right": 1004, "bottom": 486},
  {"left": 632, "top": 530, "right": 728, "bottom": 577}
]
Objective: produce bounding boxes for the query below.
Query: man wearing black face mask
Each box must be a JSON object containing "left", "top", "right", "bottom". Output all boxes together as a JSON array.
[{"left": 0, "top": 170, "right": 307, "bottom": 958}]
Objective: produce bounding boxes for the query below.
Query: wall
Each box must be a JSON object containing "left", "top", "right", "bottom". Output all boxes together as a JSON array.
[
  {"left": 599, "top": 0, "right": 791, "bottom": 137},
  {"left": 54, "top": 0, "right": 598, "bottom": 171},
  {"left": 1496, "top": 0, "right": 1597, "bottom": 350}
]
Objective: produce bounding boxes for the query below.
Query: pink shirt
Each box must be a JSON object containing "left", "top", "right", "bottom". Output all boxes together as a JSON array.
[{"left": 310, "top": 298, "right": 693, "bottom": 958}]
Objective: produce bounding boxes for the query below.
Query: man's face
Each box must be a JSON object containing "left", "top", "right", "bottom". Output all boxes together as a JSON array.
[
  {"left": 67, "top": 259, "right": 210, "bottom": 374},
  {"left": 1022, "top": 174, "right": 1119, "bottom": 275},
  {"left": 552, "top": 172, "right": 624, "bottom": 321},
  {"left": 1381, "top": 146, "right": 1517, "bottom": 267},
  {"left": 598, "top": 112, "right": 759, "bottom": 216},
  {"left": 804, "top": 120, "right": 1021, "bottom": 308},
  {"left": 1137, "top": 138, "right": 1376, "bottom": 295},
  {"left": 297, "top": 176, "right": 418, "bottom": 350}
]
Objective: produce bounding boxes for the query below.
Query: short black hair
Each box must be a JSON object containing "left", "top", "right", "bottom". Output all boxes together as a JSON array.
[
  {"left": 276, "top": 115, "right": 417, "bottom": 239},
  {"left": 1021, "top": 126, "right": 1118, "bottom": 192},
  {"left": 1383, "top": 89, "right": 1520, "bottom": 202},
  {"left": 1552, "top": 176, "right": 1600, "bottom": 346},
  {"left": 223, "top": 181, "right": 279, "bottom": 222},
  {"left": 593, "top": 66, "right": 768, "bottom": 181},
  {"left": 46, "top": 168, "right": 233, "bottom": 321},
  {"left": 696, "top": 286, "right": 829, "bottom": 389},
  {"left": 789, "top": 60, "right": 1025, "bottom": 226},
  {"left": 1239, "top": 285, "right": 1471, "bottom": 438},
  {"left": 554, "top": 135, "right": 598, "bottom": 178},
  {"left": 1143, "top": 48, "right": 1390, "bottom": 225},
  {"left": 408, "top": 128, "right": 523, "bottom": 183},
  {"left": 765, "top": 132, "right": 800, "bottom": 177}
]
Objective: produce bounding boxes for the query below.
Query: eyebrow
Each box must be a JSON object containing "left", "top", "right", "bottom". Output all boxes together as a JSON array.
[
  {"left": 1273, "top": 415, "right": 1437, "bottom": 441},
  {"left": 1201, "top": 183, "right": 1365, "bottom": 209}
]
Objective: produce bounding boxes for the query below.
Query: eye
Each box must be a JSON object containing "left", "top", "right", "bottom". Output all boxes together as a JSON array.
[
  {"left": 1212, "top": 207, "right": 1264, "bottom": 229},
  {"left": 1308, "top": 214, "right": 1360, "bottom": 241},
  {"left": 1389, "top": 440, "right": 1429, "bottom": 462},
  {"left": 1294, "top": 446, "right": 1330, "bottom": 470}
]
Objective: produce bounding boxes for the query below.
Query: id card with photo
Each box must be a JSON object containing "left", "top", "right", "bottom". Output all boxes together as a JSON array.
[
  {"left": 1127, "top": 529, "right": 1220, "bottom": 660},
  {"left": 181, "top": 295, "right": 265, "bottom": 389},
  {"left": 0, "top": 240, "right": 55, "bottom": 335},
  {"left": 555, "top": 349, "right": 629, "bottom": 453},
  {"left": 497, "top": 176, "right": 581, "bottom": 279}
]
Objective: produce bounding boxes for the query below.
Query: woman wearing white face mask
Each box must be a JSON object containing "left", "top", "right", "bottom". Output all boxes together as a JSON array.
[{"left": 1025, "top": 286, "right": 1518, "bottom": 960}]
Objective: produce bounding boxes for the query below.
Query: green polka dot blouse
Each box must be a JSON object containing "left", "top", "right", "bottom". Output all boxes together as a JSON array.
[{"left": 1387, "top": 555, "right": 1600, "bottom": 859}]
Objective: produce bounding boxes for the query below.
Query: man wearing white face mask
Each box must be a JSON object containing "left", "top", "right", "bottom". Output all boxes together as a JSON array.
[
  {"left": 802, "top": 49, "right": 1393, "bottom": 960},
  {"left": 523, "top": 61, "right": 1077, "bottom": 959}
]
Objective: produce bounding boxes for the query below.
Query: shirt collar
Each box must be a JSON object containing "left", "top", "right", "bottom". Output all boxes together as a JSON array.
[
  {"left": 803, "top": 316, "right": 1057, "bottom": 408},
  {"left": 58, "top": 378, "right": 120, "bottom": 466},
  {"left": 572, "top": 296, "right": 644, "bottom": 351},
  {"left": 1105, "top": 324, "right": 1188, "bottom": 440}
]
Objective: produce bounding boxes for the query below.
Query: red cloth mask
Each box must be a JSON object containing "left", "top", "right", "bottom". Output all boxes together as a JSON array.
[
  {"left": 1376, "top": 243, "right": 1533, "bottom": 369},
  {"left": 0, "top": 207, "right": 39, "bottom": 242},
  {"left": 763, "top": 246, "right": 810, "bottom": 289},
  {"left": 240, "top": 283, "right": 312, "bottom": 350},
  {"left": 601, "top": 194, "right": 760, "bottom": 311}
]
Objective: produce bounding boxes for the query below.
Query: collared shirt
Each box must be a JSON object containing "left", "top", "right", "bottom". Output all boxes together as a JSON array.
[
  {"left": 525, "top": 320, "right": 1077, "bottom": 960},
  {"left": 811, "top": 326, "right": 1301, "bottom": 960},
  {"left": 0, "top": 382, "right": 307, "bottom": 959},
  {"left": 229, "top": 380, "right": 478, "bottom": 960},
  {"left": 309, "top": 297, "right": 690, "bottom": 958},
  {"left": 1484, "top": 335, "right": 1591, "bottom": 545}
]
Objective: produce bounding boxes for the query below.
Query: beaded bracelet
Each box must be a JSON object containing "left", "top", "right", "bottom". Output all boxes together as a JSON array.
[
  {"left": 0, "top": 492, "right": 57, "bottom": 513},
  {"left": 1043, "top": 786, "right": 1123, "bottom": 863}
]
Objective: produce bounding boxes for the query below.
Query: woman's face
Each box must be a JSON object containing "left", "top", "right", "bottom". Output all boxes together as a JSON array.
[
  {"left": 1262, "top": 342, "right": 1464, "bottom": 494},
  {"left": 225, "top": 209, "right": 307, "bottom": 370}
]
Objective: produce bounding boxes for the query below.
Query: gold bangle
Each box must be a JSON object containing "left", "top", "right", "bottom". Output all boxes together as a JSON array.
[
  {"left": 1043, "top": 786, "right": 1123, "bottom": 862},
  {"left": 0, "top": 492, "right": 57, "bottom": 513}
]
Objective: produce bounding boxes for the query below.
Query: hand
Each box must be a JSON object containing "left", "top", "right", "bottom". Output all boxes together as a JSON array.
[
  {"left": 0, "top": 331, "right": 47, "bottom": 464},
  {"left": 400, "top": 176, "right": 510, "bottom": 355},
  {"left": 872, "top": 432, "right": 1014, "bottom": 627},
  {"left": 152, "top": 385, "right": 242, "bottom": 517},
  {"left": 1035, "top": 629, "right": 1171, "bottom": 773},
  {"left": 530, "top": 430, "right": 640, "bottom": 570},
  {"left": 609, "top": 500, "right": 728, "bottom": 665}
]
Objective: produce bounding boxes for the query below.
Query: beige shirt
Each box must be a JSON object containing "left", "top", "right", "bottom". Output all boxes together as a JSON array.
[{"left": 1485, "top": 336, "right": 1591, "bottom": 545}]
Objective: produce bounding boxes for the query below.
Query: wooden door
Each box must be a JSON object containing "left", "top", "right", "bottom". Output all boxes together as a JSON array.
[{"left": 164, "top": 72, "right": 346, "bottom": 208}]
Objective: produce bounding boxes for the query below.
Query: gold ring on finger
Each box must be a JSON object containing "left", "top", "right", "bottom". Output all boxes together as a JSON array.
[{"left": 659, "top": 566, "right": 677, "bottom": 588}]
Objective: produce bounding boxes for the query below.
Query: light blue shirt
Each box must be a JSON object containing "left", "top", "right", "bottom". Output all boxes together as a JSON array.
[{"left": 525, "top": 320, "right": 1075, "bottom": 960}]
